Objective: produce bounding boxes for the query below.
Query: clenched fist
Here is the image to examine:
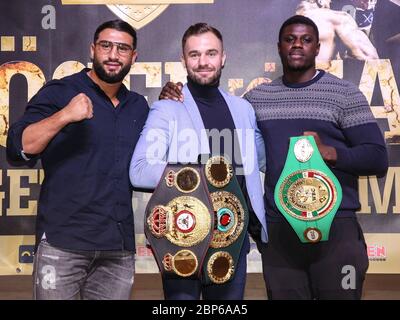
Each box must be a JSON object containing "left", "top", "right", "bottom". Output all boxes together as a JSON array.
[{"left": 61, "top": 93, "right": 94, "bottom": 123}]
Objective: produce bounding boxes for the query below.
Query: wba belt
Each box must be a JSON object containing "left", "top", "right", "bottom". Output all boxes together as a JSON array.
[
  {"left": 274, "top": 136, "right": 342, "bottom": 243},
  {"left": 145, "top": 163, "right": 214, "bottom": 280}
]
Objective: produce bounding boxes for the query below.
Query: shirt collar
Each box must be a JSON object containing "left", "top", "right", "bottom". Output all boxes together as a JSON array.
[
  {"left": 78, "top": 68, "right": 129, "bottom": 102},
  {"left": 282, "top": 69, "right": 325, "bottom": 88}
]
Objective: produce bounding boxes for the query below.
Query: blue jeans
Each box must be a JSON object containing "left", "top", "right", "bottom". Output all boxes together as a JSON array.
[{"left": 33, "top": 240, "right": 135, "bottom": 300}]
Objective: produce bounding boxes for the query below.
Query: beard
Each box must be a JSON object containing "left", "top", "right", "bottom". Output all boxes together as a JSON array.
[
  {"left": 92, "top": 58, "right": 131, "bottom": 84},
  {"left": 187, "top": 66, "right": 222, "bottom": 86}
]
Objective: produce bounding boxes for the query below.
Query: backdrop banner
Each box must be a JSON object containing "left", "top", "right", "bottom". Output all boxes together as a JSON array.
[{"left": 0, "top": 0, "right": 399, "bottom": 275}]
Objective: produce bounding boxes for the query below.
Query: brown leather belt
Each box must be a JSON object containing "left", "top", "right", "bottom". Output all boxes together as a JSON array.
[{"left": 144, "top": 163, "right": 214, "bottom": 280}]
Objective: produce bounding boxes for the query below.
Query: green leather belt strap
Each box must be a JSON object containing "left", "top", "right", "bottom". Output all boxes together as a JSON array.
[
  {"left": 202, "top": 155, "right": 249, "bottom": 285},
  {"left": 274, "top": 136, "right": 342, "bottom": 243}
]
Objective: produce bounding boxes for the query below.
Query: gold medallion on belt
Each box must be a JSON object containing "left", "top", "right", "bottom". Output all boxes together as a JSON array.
[
  {"left": 147, "top": 196, "right": 211, "bottom": 247},
  {"left": 278, "top": 170, "right": 337, "bottom": 221},
  {"left": 162, "top": 249, "right": 199, "bottom": 277},
  {"left": 209, "top": 191, "right": 245, "bottom": 248},
  {"left": 205, "top": 156, "right": 233, "bottom": 188},
  {"left": 206, "top": 251, "right": 234, "bottom": 284},
  {"left": 165, "top": 167, "right": 201, "bottom": 193}
]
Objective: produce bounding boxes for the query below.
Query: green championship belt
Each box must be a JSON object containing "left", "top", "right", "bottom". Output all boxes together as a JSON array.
[
  {"left": 202, "top": 155, "right": 249, "bottom": 285},
  {"left": 274, "top": 136, "right": 342, "bottom": 243}
]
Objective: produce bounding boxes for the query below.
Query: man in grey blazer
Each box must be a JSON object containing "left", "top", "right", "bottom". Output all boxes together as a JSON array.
[{"left": 129, "top": 23, "right": 267, "bottom": 300}]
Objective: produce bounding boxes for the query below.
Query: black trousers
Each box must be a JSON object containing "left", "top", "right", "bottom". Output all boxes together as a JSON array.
[
  {"left": 257, "top": 217, "right": 369, "bottom": 300},
  {"left": 162, "top": 235, "right": 249, "bottom": 300}
]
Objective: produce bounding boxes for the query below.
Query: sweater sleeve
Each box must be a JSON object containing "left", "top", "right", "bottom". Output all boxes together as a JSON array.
[{"left": 334, "top": 83, "right": 388, "bottom": 177}]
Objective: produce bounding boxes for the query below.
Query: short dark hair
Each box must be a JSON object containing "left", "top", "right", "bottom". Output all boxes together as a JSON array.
[
  {"left": 94, "top": 19, "right": 137, "bottom": 50},
  {"left": 278, "top": 15, "right": 319, "bottom": 42},
  {"left": 182, "top": 22, "right": 223, "bottom": 51}
]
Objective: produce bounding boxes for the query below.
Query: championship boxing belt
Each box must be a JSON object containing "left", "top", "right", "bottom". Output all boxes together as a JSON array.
[
  {"left": 145, "top": 163, "right": 214, "bottom": 280},
  {"left": 274, "top": 136, "right": 342, "bottom": 243},
  {"left": 202, "top": 155, "right": 249, "bottom": 285}
]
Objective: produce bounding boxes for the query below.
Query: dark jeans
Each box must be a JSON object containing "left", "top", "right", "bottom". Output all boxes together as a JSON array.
[
  {"left": 33, "top": 240, "right": 135, "bottom": 300},
  {"left": 257, "top": 218, "right": 369, "bottom": 300}
]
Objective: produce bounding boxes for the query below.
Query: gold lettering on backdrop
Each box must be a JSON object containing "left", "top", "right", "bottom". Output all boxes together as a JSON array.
[
  {"left": 228, "top": 79, "right": 243, "bottom": 96},
  {"left": 0, "top": 62, "right": 45, "bottom": 147},
  {"left": 7, "top": 170, "right": 39, "bottom": 216},
  {"left": 165, "top": 62, "right": 187, "bottom": 84},
  {"left": 359, "top": 59, "right": 400, "bottom": 144},
  {"left": 39, "top": 169, "right": 44, "bottom": 184},
  {"left": 0, "top": 172, "right": 5, "bottom": 216},
  {"left": 358, "top": 167, "right": 400, "bottom": 214},
  {"left": 130, "top": 62, "right": 162, "bottom": 88},
  {"left": 22, "top": 36, "right": 37, "bottom": 52},
  {"left": 53, "top": 61, "right": 85, "bottom": 80},
  {"left": 358, "top": 176, "right": 371, "bottom": 214},
  {"left": 316, "top": 59, "right": 343, "bottom": 79},
  {"left": 0, "top": 37, "right": 15, "bottom": 52},
  {"left": 242, "top": 78, "right": 271, "bottom": 96}
]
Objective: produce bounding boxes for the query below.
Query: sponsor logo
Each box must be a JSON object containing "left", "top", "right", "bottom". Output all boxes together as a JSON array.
[
  {"left": 137, "top": 245, "right": 153, "bottom": 257},
  {"left": 367, "top": 244, "right": 387, "bottom": 261},
  {"left": 61, "top": 1, "right": 214, "bottom": 29}
]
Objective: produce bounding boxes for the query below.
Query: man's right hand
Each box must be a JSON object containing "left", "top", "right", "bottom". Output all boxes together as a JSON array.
[
  {"left": 159, "top": 81, "right": 184, "bottom": 102},
  {"left": 61, "top": 93, "right": 94, "bottom": 123}
]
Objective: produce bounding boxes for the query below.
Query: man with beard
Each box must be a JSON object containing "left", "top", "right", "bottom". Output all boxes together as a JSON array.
[
  {"left": 129, "top": 23, "right": 267, "bottom": 300},
  {"left": 6, "top": 20, "right": 149, "bottom": 300},
  {"left": 159, "top": 16, "right": 388, "bottom": 300}
]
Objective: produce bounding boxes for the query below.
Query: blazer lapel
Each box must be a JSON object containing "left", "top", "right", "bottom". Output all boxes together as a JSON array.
[
  {"left": 219, "top": 90, "right": 246, "bottom": 161},
  {"left": 182, "top": 85, "right": 210, "bottom": 155}
]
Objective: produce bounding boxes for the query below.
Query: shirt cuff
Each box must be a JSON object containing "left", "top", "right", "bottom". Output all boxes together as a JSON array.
[{"left": 20, "top": 150, "right": 31, "bottom": 161}]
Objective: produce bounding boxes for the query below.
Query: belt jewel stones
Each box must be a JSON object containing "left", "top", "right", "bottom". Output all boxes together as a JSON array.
[
  {"left": 217, "top": 207, "right": 235, "bottom": 232},
  {"left": 274, "top": 136, "right": 342, "bottom": 243}
]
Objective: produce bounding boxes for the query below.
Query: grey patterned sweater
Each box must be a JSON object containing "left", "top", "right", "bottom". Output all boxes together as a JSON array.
[{"left": 245, "top": 70, "right": 388, "bottom": 221}]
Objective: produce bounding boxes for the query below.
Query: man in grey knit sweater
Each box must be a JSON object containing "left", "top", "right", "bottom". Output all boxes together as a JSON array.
[{"left": 244, "top": 15, "right": 387, "bottom": 300}]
